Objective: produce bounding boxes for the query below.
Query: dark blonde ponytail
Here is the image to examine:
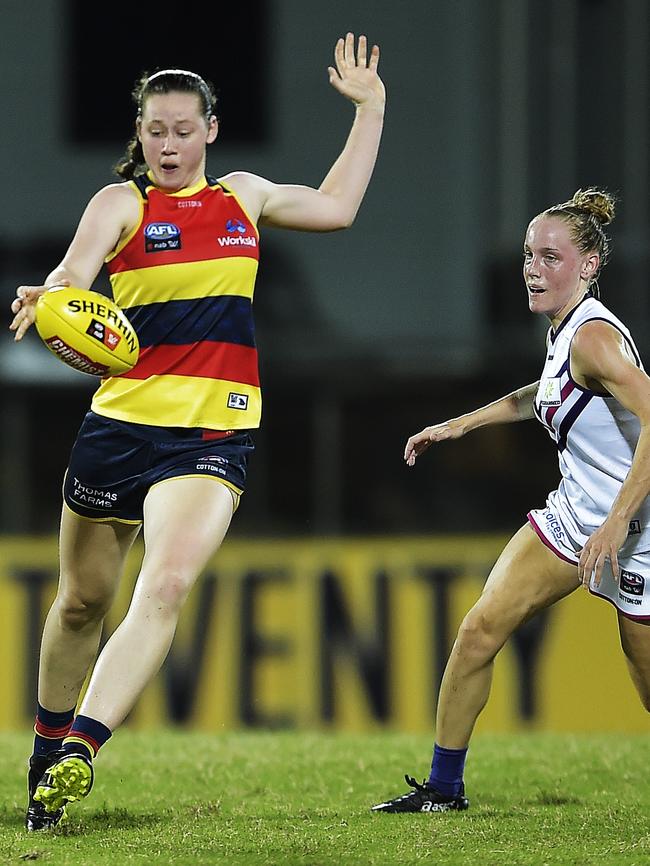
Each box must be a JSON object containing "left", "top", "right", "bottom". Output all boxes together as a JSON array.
[{"left": 543, "top": 187, "right": 617, "bottom": 297}]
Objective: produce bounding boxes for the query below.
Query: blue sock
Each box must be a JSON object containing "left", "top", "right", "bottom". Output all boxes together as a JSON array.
[
  {"left": 62, "top": 714, "right": 112, "bottom": 761},
  {"left": 32, "top": 703, "right": 75, "bottom": 757},
  {"left": 428, "top": 743, "right": 468, "bottom": 796}
]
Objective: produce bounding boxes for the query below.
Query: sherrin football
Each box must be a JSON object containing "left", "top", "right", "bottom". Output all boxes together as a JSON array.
[{"left": 35, "top": 286, "right": 139, "bottom": 376}]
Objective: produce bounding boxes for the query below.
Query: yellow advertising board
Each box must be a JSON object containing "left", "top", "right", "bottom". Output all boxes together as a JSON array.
[{"left": 0, "top": 535, "right": 646, "bottom": 732}]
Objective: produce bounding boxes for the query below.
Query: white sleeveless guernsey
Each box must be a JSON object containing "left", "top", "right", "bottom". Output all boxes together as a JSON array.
[{"left": 527, "top": 294, "right": 650, "bottom": 621}]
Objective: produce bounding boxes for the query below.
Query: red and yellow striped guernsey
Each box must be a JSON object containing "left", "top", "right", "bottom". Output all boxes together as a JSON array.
[{"left": 91, "top": 173, "right": 261, "bottom": 429}]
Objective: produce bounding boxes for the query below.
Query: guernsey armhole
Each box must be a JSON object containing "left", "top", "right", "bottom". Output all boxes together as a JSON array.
[
  {"left": 105, "top": 182, "right": 145, "bottom": 263},
  {"left": 215, "top": 178, "right": 260, "bottom": 240},
  {"left": 567, "top": 317, "right": 637, "bottom": 396}
]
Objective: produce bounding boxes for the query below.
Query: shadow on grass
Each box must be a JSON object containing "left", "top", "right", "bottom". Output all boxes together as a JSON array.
[
  {"left": 468, "top": 794, "right": 583, "bottom": 818},
  {"left": 1, "top": 804, "right": 165, "bottom": 835},
  {"left": 59, "top": 806, "right": 166, "bottom": 835},
  {"left": 528, "top": 792, "right": 583, "bottom": 806}
]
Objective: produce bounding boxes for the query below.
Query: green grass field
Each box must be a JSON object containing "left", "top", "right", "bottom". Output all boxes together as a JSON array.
[{"left": 1, "top": 730, "right": 649, "bottom": 866}]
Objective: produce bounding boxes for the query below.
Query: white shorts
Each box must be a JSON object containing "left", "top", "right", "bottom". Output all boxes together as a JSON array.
[{"left": 528, "top": 495, "right": 650, "bottom": 622}]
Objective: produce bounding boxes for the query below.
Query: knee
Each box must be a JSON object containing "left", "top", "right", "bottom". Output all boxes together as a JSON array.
[
  {"left": 56, "top": 586, "right": 112, "bottom": 631},
  {"left": 454, "top": 609, "right": 503, "bottom": 664},
  {"left": 139, "top": 566, "right": 195, "bottom": 614}
]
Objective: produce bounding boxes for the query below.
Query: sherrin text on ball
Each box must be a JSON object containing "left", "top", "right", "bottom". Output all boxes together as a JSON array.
[{"left": 35, "top": 286, "right": 139, "bottom": 376}]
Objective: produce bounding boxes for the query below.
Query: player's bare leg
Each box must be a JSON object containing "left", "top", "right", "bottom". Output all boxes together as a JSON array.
[
  {"left": 436, "top": 523, "right": 579, "bottom": 747},
  {"left": 38, "top": 508, "right": 140, "bottom": 711},
  {"left": 373, "top": 524, "right": 579, "bottom": 813},
  {"left": 77, "top": 477, "right": 235, "bottom": 728},
  {"left": 34, "top": 478, "right": 235, "bottom": 819},
  {"left": 28, "top": 509, "right": 138, "bottom": 830},
  {"left": 617, "top": 612, "right": 650, "bottom": 711}
]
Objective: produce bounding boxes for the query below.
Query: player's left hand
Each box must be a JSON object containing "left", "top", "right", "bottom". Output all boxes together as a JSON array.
[
  {"left": 328, "top": 33, "right": 385, "bottom": 110},
  {"left": 578, "top": 516, "right": 629, "bottom": 589}
]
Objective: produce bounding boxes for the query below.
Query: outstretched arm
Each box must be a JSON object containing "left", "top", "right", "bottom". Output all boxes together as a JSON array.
[
  {"left": 404, "top": 382, "right": 539, "bottom": 466},
  {"left": 223, "top": 33, "right": 386, "bottom": 232}
]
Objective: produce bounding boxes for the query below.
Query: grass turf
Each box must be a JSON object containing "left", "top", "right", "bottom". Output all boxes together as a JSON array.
[{"left": 1, "top": 730, "right": 649, "bottom": 865}]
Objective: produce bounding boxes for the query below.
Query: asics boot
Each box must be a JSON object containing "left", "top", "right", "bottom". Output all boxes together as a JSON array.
[{"left": 371, "top": 774, "right": 469, "bottom": 813}]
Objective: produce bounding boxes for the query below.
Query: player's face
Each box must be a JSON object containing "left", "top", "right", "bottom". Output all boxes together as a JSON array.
[
  {"left": 138, "top": 92, "right": 218, "bottom": 192},
  {"left": 523, "top": 216, "right": 596, "bottom": 325}
]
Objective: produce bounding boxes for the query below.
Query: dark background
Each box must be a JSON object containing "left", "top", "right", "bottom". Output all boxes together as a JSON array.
[{"left": 1, "top": 0, "right": 649, "bottom": 536}]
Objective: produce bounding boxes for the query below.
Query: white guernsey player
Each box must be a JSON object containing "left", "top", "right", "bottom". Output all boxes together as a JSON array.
[
  {"left": 528, "top": 291, "right": 650, "bottom": 615},
  {"left": 373, "top": 187, "right": 650, "bottom": 814}
]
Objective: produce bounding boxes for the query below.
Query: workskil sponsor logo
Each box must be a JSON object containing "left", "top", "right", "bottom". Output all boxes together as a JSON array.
[
  {"left": 217, "top": 218, "right": 257, "bottom": 247},
  {"left": 227, "top": 219, "right": 247, "bottom": 234}
]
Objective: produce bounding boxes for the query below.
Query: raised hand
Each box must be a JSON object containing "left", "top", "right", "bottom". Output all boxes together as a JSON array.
[{"left": 328, "top": 33, "right": 385, "bottom": 109}]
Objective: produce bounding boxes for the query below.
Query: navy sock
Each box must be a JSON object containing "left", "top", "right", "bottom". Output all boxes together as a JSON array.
[
  {"left": 428, "top": 743, "right": 468, "bottom": 796},
  {"left": 32, "top": 703, "right": 75, "bottom": 757},
  {"left": 63, "top": 714, "right": 112, "bottom": 761}
]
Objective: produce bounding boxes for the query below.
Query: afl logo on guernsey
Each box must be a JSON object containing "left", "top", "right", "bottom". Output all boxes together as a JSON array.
[{"left": 144, "top": 222, "right": 182, "bottom": 253}]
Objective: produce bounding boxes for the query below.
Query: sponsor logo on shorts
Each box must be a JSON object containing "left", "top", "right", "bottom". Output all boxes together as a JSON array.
[
  {"left": 618, "top": 593, "right": 643, "bottom": 606},
  {"left": 199, "top": 455, "right": 228, "bottom": 465},
  {"left": 71, "top": 477, "right": 117, "bottom": 508},
  {"left": 543, "top": 510, "right": 566, "bottom": 544},
  {"left": 628, "top": 520, "right": 641, "bottom": 535},
  {"left": 86, "top": 319, "right": 122, "bottom": 351},
  {"left": 144, "top": 222, "right": 182, "bottom": 252},
  {"left": 228, "top": 392, "right": 249, "bottom": 410},
  {"left": 620, "top": 570, "right": 644, "bottom": 596},
  {"left": 196, "top": 463, "right": 227, "bottom": 475}
]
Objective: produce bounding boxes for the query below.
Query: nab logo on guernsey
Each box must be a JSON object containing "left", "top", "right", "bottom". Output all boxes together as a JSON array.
[
  {"left": 218, "top": 219, "right": 257, "bottom": 248},
  {"left": 145, "top": 222, "right": 182, "bottom": 253}
]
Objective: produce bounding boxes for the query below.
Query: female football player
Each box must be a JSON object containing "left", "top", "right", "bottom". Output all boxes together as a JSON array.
[
  {"left": 373, "top": 188, "right": 650, "bottom": 813},
  {"left": 11, "top": 33, "right": 385, "bottom": 830}
]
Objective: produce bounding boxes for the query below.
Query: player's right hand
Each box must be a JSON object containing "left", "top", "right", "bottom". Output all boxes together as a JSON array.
[
  {"left": 404, "top": 418, "right": 467, "bottom": 466},
  {"left": 10, "top": 282, "right": 68, "bottom": 342}
]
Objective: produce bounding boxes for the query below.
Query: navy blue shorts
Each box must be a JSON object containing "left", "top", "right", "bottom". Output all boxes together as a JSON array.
[{"left": 63, "top": 411, "right": 254, "bottom": 523}]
